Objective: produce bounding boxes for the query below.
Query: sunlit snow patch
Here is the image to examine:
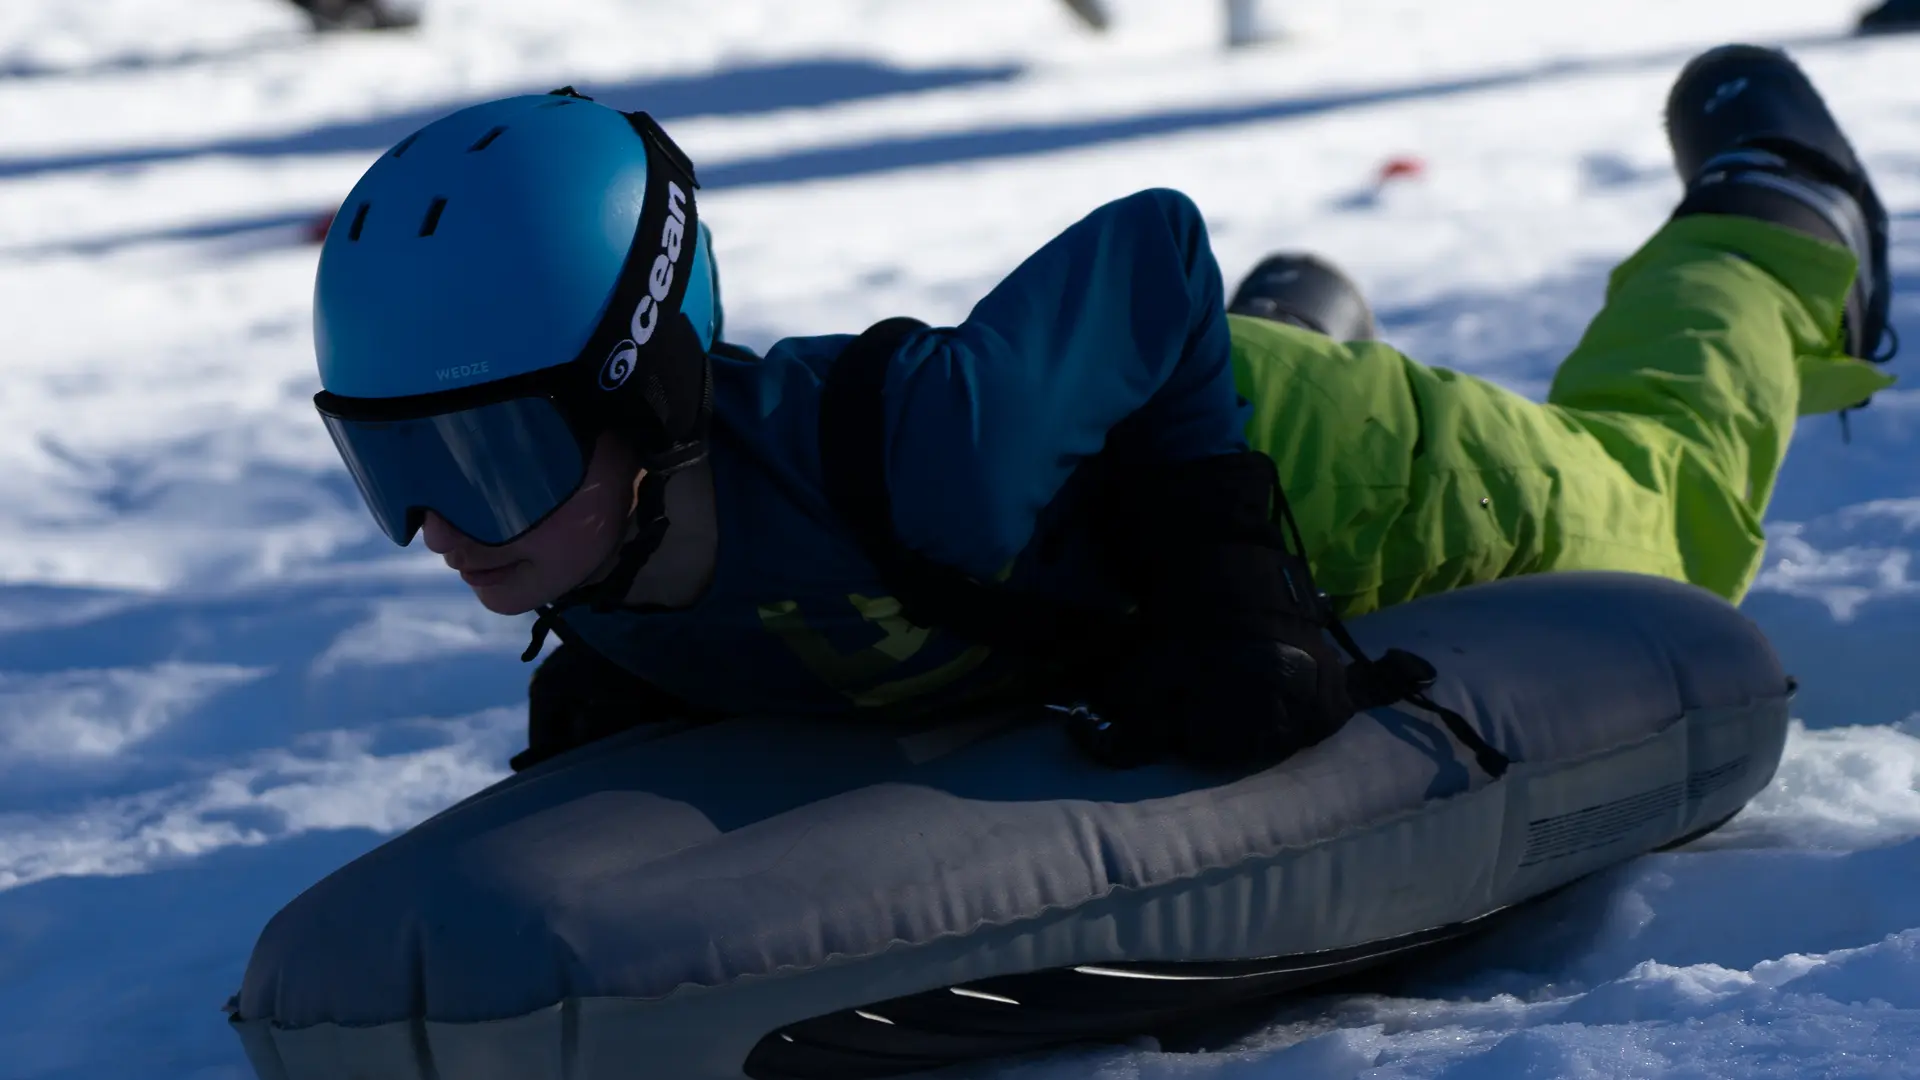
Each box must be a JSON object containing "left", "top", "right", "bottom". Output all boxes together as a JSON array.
[
  {"left": 1704, "top": 720, "right": 1920, "bottom": 851},
  {"left": 310, "top": 596, "right": 533, "bottom": 674},
  {"left": 0, "top": 707, "right": 516, "bottom": 891},
  {"left": 0, "top": 661, "right": 264, "bottom": 762},
  {"left": 1755, "top": 500, "right": 1920, "bottom": 621}
]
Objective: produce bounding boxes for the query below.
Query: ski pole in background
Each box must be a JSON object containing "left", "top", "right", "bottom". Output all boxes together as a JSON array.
[{"left": 1225, "top": 0, "right": 1263, "bottom": 47}]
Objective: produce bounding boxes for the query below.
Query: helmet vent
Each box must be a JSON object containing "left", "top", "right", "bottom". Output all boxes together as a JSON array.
[
  {"left": 347, "top": 202, "right": 370, "bottom": 241},
  {"left": 468, "top": 126, "right": 507, "bottom": 153},
  {"left": 390, "top": 133, "right": 420, "bottom": 159},
  {"left": 419, "top": 197, "right": 448, "bottom": 237}
]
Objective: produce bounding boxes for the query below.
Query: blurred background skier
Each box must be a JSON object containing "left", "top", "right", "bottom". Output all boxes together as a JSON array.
[
  {"left": 1059, "top": 0, "right": 1282, "bottom": 47},
  {"left": 284, "top": 0, "right": 419, "bottom": 32},
  {"left": 1858, "top": 0, "right": 1920, "bottom": 33}
]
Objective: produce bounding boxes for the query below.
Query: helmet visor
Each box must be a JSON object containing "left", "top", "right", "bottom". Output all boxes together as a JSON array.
[{"left": 318, "top": 395, "right": 590, "bottom": 547}]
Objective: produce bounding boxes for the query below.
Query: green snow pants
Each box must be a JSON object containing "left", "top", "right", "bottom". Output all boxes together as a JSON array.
[{"left": 1232, "top": 214, "right": 1895, "bottom": 619}]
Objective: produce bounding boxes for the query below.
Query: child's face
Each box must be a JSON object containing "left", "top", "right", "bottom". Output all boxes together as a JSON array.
[{"left": 420, "top": 430, "right": 643, "bottom": 615}]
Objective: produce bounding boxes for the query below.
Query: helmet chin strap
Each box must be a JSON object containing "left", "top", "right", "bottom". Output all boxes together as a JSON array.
[
  {"left": 520, "top": 182, "right": 718, "bottom": 664},
  {"left": 519, "top": 450, "right": 696, "bottom": 663}
]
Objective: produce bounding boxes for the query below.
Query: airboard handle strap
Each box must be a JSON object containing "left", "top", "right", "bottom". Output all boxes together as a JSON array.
[
  {"left": 1269, "top": 467, "right": 1513, "bottom": 780},
  {"left": 1326, "top": 617, "right": 1511, "bottom": 779}
]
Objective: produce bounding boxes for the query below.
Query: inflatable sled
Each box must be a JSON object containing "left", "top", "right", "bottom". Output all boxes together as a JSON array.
[{"left": 228, "top": 571, "right": 1791, "bottom": 1080}]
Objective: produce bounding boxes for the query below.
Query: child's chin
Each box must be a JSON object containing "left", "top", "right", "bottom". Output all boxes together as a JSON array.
[{"left": 470, "top": 584, "right": 542, "bottom": 617}]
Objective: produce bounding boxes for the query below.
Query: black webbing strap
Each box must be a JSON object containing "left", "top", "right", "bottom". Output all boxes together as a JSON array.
[
  {"left": 818, "top": 318, "right": 1126, "bottom": 658},
  {"left": 1331, "top": 620, "right": 1511, "bottom": 780},
  {"left": 1266, "top": 481, "right": 1512, "bottom": 779}
]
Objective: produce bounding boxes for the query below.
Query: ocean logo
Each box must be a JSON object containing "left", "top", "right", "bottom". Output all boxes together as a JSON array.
[{"left": 600, "top": 340, "right": 638, "bottom": 391}]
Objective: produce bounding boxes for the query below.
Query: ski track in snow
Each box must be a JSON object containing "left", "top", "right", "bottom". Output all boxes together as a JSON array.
[{"left": 0, "top": 1, "right": 1917, "bottom": 1077}]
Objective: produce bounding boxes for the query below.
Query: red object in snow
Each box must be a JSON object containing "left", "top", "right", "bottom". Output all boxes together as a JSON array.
[
  {"left": 305, "top": 211, "right": 336, "bottom": 244},
  {"left": 1376, "top": 156, "right": 1427, "bottom": 183}
]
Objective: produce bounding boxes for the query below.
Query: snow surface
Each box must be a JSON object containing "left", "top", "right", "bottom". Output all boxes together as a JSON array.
[{"left": 0, "top": 0, "right": 1917, "bottom": 1077}]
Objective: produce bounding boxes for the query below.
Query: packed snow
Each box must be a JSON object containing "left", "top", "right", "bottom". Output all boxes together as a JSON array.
[{"left": 0, "top": 1, "right": 1916, "bottom": 1077}]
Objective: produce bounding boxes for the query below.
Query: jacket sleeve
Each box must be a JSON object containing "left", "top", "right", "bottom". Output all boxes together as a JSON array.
[{"left": 880, "top": 188, "right": 1248, "bottom": 580}]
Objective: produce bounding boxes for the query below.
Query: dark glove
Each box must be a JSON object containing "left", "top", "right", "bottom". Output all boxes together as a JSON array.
[
  {"left": 1078, "top": 567, "right": 1356, "bottom": 767},
  {"left": 1081, "top": 451, "right": 1358, "bottom": 768},
  {"left": 512, "top": 641, "right": 708, "bottom": 772}
]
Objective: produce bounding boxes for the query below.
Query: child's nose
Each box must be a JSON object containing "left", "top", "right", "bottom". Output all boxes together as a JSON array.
[{"left": 419, "top": 511, "right": 463, "bottom": 555}]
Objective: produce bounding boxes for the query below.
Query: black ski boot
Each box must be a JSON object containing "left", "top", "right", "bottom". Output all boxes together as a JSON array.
[
  {"left": 1228, "top": 253, "right": 1378, "bottom": 342},
  {"left": 1666, "top": 44, "right": 1895, "bottom": 364},
  {"left": 1859, "top": 0, "right": 1920, "bottom": 35}
]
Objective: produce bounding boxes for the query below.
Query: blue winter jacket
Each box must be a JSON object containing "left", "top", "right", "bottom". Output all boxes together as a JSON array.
[{"left": 560, "top": 188, "right": 1249, "bottom": 714}]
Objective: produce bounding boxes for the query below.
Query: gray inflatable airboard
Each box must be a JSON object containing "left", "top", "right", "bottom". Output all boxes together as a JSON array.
[{"left": 230, "top": 571, "right": 1791, "bottom": 1080}]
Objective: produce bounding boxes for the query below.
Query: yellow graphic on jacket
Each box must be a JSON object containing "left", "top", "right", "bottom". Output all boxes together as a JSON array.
[{"left": 758, "top": 593, "right": 994, "bottom": 708}]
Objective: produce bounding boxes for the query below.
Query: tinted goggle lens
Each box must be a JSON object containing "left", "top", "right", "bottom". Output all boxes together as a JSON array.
[{"left": 319, "top": 396, "right": 589, "bottom": 546}]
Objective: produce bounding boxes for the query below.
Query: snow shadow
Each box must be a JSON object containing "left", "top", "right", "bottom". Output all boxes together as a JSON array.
[
  {"left": 1403, "top": 837, "right": 1920, "bottom": 996},
  {"left": 0, "top": 829, "right": 383, "bottom": 1080},
  {"left": 0, "top": 580, "right": 531, "bottom": 778},
  {"left": 1372, "top": 259, "right": 1610, "bottom": 399},
  {"left": 17, "top": 31, "right": 1871, "bottom": 254},
  {"left": 0, "top": 56, "right": 1024, "bottom": 181},
  {"left": 1744, "top": 591, "right": 1920, "bottom": 726},
  {"left": 5, "top": 209, "right": 328, "bottom": 259},
  {"left": 1150, "top": 836, "right": 1920, "bottom": 1059},
  {"left": 0, "top": 579, "right": 526, "bottom": 1074},
  {"left": 0, "top": 31, "right": 310, "bottom": 82},
  {"left": 696, "top": 31, "right": 1853, "bottom": 191}
]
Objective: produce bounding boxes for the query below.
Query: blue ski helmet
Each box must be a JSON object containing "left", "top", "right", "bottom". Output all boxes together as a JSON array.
[{"left": 313, "top": 88, "right": 721, "bottom": 549}]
